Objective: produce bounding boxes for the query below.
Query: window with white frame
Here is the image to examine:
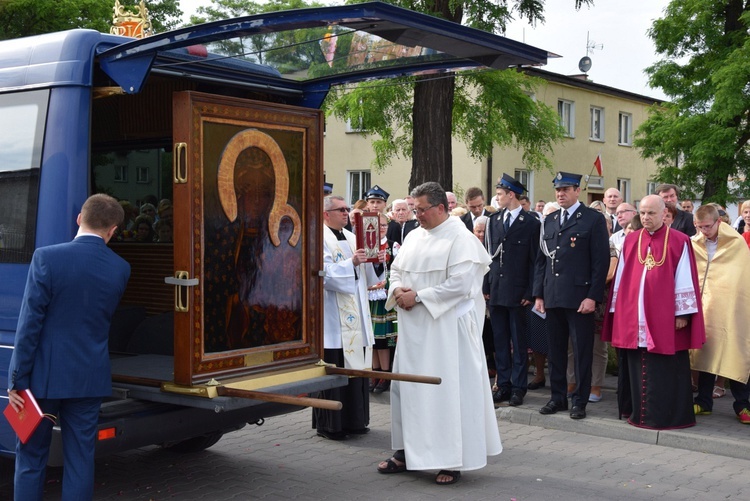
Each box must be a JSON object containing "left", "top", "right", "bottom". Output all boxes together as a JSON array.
[
  {"left": 514, "top": 169, "right": 533, "bottom": 200},
  {"left": 590, "top": 107, "right": 604, "bottom": 141},
  {"left": 136, "top": 166, "right": 149, "bottom": 184},
  {"left": 617, "top": 178, "right": 631, "bottom": 203},
  {"left": 558, "top": 100, "right": 575, "bottom": 137},
  {"left": 646, "top": 181, "right": 657, "bottom": 195},
  {"left": 114, "top": 165, "right": 127, "bottom": 183},
  {"left": 348, "top": 170, "right": 370, "bottom": 205},
  {"left": 618, "top": 112, "right": 633, "bottom": 145}
]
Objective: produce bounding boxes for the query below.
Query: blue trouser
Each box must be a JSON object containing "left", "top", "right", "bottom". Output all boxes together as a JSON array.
[
  {"left": 490, "top": 304, "right": 529, "bottom": 394},
  {"left": 15, "top": 397, "right": 102, "bottom": 501}
]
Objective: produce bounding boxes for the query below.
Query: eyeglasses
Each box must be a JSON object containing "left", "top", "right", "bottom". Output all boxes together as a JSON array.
[
  {"left": 615, "top": 210, "right": 636, "bottom": 216},
  {"left": 695, "top": 220, "right": 718, "bottom": 231},
  {"left": 415, "top": 205, "right": 438, "bottom": 215},
  {"left": 325, "top": 207, "right": 349, "bottom": 213}
]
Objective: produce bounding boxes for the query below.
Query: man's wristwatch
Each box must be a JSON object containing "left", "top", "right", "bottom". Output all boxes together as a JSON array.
[{"left": 414, "top": 294, "right": 422, "bottom": 303}]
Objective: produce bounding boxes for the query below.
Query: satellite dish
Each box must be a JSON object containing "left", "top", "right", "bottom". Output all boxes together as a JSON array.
[{"left": 579, "top": 56, "right": 592, "bottom": 73}]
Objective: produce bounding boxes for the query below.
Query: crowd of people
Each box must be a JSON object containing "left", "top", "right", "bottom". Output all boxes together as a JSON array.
[
  {"left": 317, "top": 176, "right": 750, "bottom": 486},
  {"left": 115, "top": 196, "right": 173, "bottom": 243}
]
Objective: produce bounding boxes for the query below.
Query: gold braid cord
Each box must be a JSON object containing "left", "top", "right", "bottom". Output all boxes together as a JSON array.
[{"left": 217, "top": 129, "right": 302, "bottom": 247}]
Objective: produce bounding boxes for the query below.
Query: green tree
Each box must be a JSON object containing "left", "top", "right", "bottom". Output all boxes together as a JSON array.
[
  {"left": 0, "top": 0, "right": 182, "bottom": 40},
  {"left": 329, "top": 0, "right": 592, "bottom": 191},
  {"left": 635, "top": 0, "right": 750, "bottom": 205}
]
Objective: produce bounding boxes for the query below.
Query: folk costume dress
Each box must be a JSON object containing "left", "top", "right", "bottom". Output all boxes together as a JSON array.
[
  {"left": 369, "top": 236, "right": 397, "bottom": 349},
  {"left": 603, "top": 224, "right": 706, "bottom": 429},
  {"left": 385, "top": 216, "right": 502, "bottom": 471},
  {"left": 314, "top": 225, "right": 382, "bottom": 435}
]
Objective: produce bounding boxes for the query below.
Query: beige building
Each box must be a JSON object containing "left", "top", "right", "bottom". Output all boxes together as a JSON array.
[{"left": 323, "top": 68, "right": 663, "bottom": 207}]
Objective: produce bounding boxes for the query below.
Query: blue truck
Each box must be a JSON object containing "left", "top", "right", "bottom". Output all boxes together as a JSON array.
[{"left": 0, "top": 2, "right": 546, "bottom": 464}]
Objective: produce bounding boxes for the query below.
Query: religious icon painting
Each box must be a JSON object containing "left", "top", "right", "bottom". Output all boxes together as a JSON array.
[{"left": 353, "top": 211, "right": 381, "bottom": 262}]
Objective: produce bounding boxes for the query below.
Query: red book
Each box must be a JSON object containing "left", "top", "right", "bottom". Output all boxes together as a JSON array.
[
  {"left": 352, "top": 211, "right": 381, "bottom": 263},
  {"left": 3, "top": 389, "right": 44, "bottom": 444}
]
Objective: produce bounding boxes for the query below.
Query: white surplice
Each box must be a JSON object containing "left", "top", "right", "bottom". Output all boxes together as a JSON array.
[
  {"left": 385, "top": 216, "right": 502, "bottom": 471},
  {"left": 323, "top": 225, "right": 381, "bottom": 369}
]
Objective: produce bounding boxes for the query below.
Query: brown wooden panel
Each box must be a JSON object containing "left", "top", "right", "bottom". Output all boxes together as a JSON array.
[{"left": 111, "top": 243, "right": 174, "bottom": 316}]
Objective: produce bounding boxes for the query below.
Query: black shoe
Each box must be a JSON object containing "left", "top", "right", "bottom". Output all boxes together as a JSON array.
[
  {"left": 508, "top": 393, "right": 524, "bottom": 407},
  {"left": 539, "top": 399, "right": 568, "bottom": 415},
  {"left": 528, "top": 379, "right": 546, "bottom": 390},
  {"left": 492, "top": 388, "right": 512, "bottom": 403},
  {"left": 343, "top": 427, "right": 370, "bottom": 435},
  {"left": 369, "top": 378, "right": 378, "bottom": 392},
  {"left": 317, "top": 430, "right": 349, "bottom": 441},
  {"left": 373, "top": 379, "right": 390, "bottom": 394},
  {"left": 570, "top": 405, "right": 587, "bottom": 420}
]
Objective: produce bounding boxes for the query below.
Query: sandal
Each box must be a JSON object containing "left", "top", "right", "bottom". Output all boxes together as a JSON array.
[
  {"left": 435, "top": 470, "right": 461, "bottom": 485},
  {"left": 377, "top": 457, "right": 407, "bottom": 474},
  {"left": 713, "top": 385, "right": 726, "bottom": 398}
]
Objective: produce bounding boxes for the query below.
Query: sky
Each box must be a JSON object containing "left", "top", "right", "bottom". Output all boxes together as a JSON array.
[{"left": 178, "top": 0, "right": 672, "bottom": 100}]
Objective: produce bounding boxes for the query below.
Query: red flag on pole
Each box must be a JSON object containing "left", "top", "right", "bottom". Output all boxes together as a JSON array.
[{"left": 594, "top": 154, "right": 603, "bottom": 176}]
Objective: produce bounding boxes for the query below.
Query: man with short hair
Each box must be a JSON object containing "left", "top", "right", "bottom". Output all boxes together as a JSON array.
[
  {"left": 404, "top": 195, "right": 416, "bottom": 212},
  {"left": 366, "top": 185, "right": 390, "bottom": 214},
  {"left": 518, "top": 195, "right": 531, "bottom": 212},
  {"left": 534, "top": 172, "right": 610, "bottom": 420},
  {"left": 610, "top": 203, "right": 638, "bottom": 253},
  {"left": 535, "top": 200, "right": 546, "bottom": 213},
  {"left": 690, "top": 205, "right": 750, "bottom": 424},
  {"left": 604, "top": 188, "right": 624, "bottom": 231},
  {"left": 445, "top": 191, "right": 458, "bottom": 211},
  {"left": 378, "top": 182, "right": 501, "bottom": 485},
  {"left": 682, "top": 200, "right": 695, "bottom": 213},
  {"left": 484, "top": 174, "right": 540, "bottom": 407},
  {"left": 387, "top": 199, "right": 419, "bottom": 246},
  {"left": 603, "top": 195, "right": 705, "bottom": 429},
  {"left": 316, "top": 195, "right": 384, "bottom": 440},
  {"left": 8, "top": 194, "right": 131, "bottom": 500},
  {"left": 460, "top": 187, "right": 487, "bottom": 232},
  {"left": 655, "top": 183, "right": 696, "bottom": 236}
]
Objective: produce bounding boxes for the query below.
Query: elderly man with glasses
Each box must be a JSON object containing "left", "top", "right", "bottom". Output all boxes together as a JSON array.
[{"left": 315, "top": 195, "right": 385, "bottom": 441}]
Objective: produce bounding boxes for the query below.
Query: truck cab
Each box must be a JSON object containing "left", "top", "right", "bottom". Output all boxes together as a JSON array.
[{"left": 0, "top": 2, "right": 546, "bottom": 462}]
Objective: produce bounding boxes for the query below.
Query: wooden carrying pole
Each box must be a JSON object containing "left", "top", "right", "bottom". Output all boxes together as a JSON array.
[
  {"left": 216, "top": 387, "right": 342, "bottom": 411},
  {"left": 325, "top": 367, "right": 441, "bottom": 385}
]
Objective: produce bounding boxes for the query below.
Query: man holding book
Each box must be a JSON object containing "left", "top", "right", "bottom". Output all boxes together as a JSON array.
[{"left": 7, "top": 194, "right": 130, "bottom": 500}]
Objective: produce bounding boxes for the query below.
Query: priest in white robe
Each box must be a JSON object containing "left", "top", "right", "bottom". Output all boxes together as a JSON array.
[
  {"left": 314, "top": 195, "right": 383, "bottom": 440},
  {"left": 378, "top": 182, "right": 501, "bottom": 486}
]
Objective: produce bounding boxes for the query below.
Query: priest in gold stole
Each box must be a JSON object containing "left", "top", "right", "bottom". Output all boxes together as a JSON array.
[{"left": 690, "top": 204, "right": 750, "bottom": 423}]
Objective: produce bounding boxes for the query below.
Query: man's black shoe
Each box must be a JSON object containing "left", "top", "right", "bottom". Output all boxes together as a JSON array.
[
  {"left": 527, "top": 379, "right": 546, "bottom": 390},
  {"left": 317, "top": 430, "right": 349, "bottom": 441},
  {"left": 570, "top": 405, "right": 587, "bottom": 420},
  {"left": 539, "top": 400, "right": 568, "bottom": 415},
  {"left": 508, "top": 393, "right": 524, "bottom": 407},
  {"left": 492, "top": 388, "right": 512, "bottom": 403}
]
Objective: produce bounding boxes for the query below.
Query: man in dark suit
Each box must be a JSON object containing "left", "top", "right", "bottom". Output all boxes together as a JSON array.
[
  {"left": 655, "top": 183, "right": 696, "bottom": 236},
  {"left": 483, "top": 174, "right": 540, "bottom": 407},
  {"left": 533, "top": 172, "right": 610, "bottom": 420},
  {"left": 8, "top": 193, "right": 131, "bottom": 500},
  {"left": 460, "top": 187, "right": 488, "bottom": 232},
  {"left": 386, "top": 199, "right": 419, "bottom": 246}
]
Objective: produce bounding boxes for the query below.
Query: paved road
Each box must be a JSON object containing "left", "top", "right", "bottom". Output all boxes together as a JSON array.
[{"left": 2, "top": 391, "right": 748, "bottom": 500}]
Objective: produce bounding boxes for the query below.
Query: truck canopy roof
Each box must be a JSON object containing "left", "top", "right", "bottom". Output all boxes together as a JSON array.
[{"left": 0, "top": 2, "right": 548, "bottom": 106}]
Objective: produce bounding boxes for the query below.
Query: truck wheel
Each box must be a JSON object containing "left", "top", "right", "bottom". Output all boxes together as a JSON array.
[{"left": 162, "top": 432, "right": 223, "bottom": 453}]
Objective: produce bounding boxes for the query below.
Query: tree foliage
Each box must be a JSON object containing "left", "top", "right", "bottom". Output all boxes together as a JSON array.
[
  {"left": 0, "top": 0, "right": 182, "bottom": 40},
  {"left": 635, "top": 0, "right": 750, "bottom": 205}
]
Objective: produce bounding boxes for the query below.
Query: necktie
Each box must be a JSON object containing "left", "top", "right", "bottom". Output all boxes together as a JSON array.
[
  {"left": 503, "top": 212, "right": 510, "bottom": 233},
  {"left": 560, "top": 209, "right": 568, "bottom": 228}
]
